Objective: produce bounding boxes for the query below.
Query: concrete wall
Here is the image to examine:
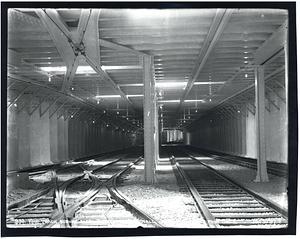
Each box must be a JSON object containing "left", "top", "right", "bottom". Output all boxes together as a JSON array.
[
  {"left": 67, "top": 115, "right": 133, "bottom": 160},
  {"left": 189, "top": 89, "right": 287, "bottom": 164},
  {"left": 7, "top": 91, "right": 134, "bottom": 171}
]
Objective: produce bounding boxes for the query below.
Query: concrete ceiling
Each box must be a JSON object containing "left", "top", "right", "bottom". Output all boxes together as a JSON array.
[{"left": 6, "top": 7, "right": 288, "bottom": 133}]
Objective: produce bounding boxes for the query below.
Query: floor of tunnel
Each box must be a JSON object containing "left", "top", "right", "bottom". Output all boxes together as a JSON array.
[{"left": 6, "top": 151, "right": 288, "bottom": 228}]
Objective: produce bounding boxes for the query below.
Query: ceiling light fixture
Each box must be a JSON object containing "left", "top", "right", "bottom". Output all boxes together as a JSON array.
[
  {"left": 126, "top": 95, "right": 144, "bottom": 97},
  {"left": 156, "top": 82, "right": 187, "bottom": 88},
  {"left": 194, "top": 81, "right": 225, "bottom": 85},
  {"left": 95, "top": 95, "right": 121, "bottom": 98},
  {"left": 184, "top": 99, "right": 205, "bottom": 103},
  {"left": 158, "top": 100, "right": 180, "bottom": 103}
]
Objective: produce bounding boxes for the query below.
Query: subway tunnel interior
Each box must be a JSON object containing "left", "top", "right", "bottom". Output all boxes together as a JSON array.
[{"left": 3, "top": 5, "right": 297, "bottom": 232}]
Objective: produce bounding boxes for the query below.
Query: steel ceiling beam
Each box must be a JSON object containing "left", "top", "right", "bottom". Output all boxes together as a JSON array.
[
  {"left": 7, "top": 86, "right": 30, "bottom": 108},
  {"left": 99, "top": 39, "right": 148, "bottom": 57},
  {"left": 265, "top": 84, "right": 286, "bottom": 103},
  {"left": 35, "top": 9, "right": 80, "bottom": 93},
  {"left": 169, "top": 9, "right": 234, "bottom": 128},
  {"left": 41, "top": 96, "right": 61, "bottom": 117},
  {"left": 58, "top": 102, "right": 74, "bottom": 120},
  {"left": 18, "top": 90, "right": 42, "bottom": 114},
  {"left": 29, "top": 93, "right": 51, "bottom": 116},
  {"left": 49, "top": 99, "right": 68, "bottom": 119},
  {"left": 36, "top": 8, "right": 142, "bottom": 118},
  {"left": 34, "top": 9, "right": 141, "bottom": 131}
]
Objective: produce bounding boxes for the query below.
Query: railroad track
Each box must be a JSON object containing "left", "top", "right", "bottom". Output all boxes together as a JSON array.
[
  {"left": 185, "top": 146, "right": 287, "bottom": 178},
  {"left": 168, "top": 147, "right": 288, "bottom": 228},
  {"left": 6, "top": 153, "right": 159, "bottom": 228}
]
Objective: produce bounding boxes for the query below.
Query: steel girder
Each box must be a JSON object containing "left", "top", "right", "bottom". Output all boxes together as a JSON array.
[
  {"left": 254, "top": 66, "right": 269, "bottom": 182},
  {"left": 40, "top": 96, "right": 60, "bottom": 117},
  {"left": 57, "top": 102, "right": 75, "bottom": 120},
  {"left": 265, "top": 84, "right": 286, "bottom": 103},
  {"left": 36, "top": 9, "right": 142, "bottom": 118},
  {"left": 169, "top": 9, "right": 234, "bottom": 127},
  {"left": 265, "top": 92, "right": 280, "bottom": 111},
  {"left": 49, "top": 99, "right": 68, "bottom": 119},
  {"left": 7, "top": 86, "right": 30, "bottom": 109},
  {"left": 18, "top": 90, "right": 42, "bottom": 114},
  {"left": 29, "top": 93, "right": 51, "bottom": 116}
]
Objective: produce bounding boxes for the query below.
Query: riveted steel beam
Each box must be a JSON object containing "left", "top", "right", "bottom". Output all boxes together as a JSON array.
[
  {"left": 36, "top": 8, "right": 142, "bottom": 118},
  {"left": 75, "top": 108, "right": 89, "bottom": 119},
  {"left": 275, "top": 80, "right": 285, "bottom": 90},
  {"left": 265, "top": 84, "right": 286, "bottom": 103},
  {"left": 66, "top": 107, "right": 82, "bottom": 121},
  {"left": 7, "top": 86, "right": 30, "bottom": 109},
  {"left": 18, "top": 90, "right": 41, "bottom": 114},
  {"left": 49, "top": 99, "right": 68, "bottom": 119},
  {"left": 7, "top": 81, "right": 16, "bottom": 90},
  {"left": 65, "top": 106, "right": 82, "bottom": 121},
  {"left": 35, "top": 9, "right": 80, "bottom": 93},
  {"left": 99, "top": 38, "right": 148, "bottom": 56},
  {"left": 228, "top": 100, "right": 247, "bottom": 118},
  {"left": 29, "top": 93, "right": 51, "bottom": 116},
  {"left": 41, "top": 96, "right": 60, "bottom": 117},
  {"left": 265, "top": 92, "right": 280, "bottom": 111},
  {"left": 143, "top": 55, "right": 156, "bottom": 183},
  {"left": 57, "top": 102, "right": 74, "bottom": 120},
  {"left": 170, "top": 9, "right": 234, "bottom": 127}
]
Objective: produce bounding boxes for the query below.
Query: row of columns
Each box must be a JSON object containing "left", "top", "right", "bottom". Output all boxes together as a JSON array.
[
  {"left": 7, "top": 92, "right": 135, "bottom": 171},
  {"left": 68, "top": 117, "right": 133, "bottom": 160},
  {"left": 190, "top": 65, "right": 288, "bottom": 182},
  {"left": 7, "top": 93, "right": 68, "bottom": 171}
]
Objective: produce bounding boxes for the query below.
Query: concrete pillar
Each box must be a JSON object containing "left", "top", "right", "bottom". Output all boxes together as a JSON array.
[
  {"left": 241, "top": 113, "right": 247, "bottom": 156},
  {"left": 64, "top": 119, "right": 69, "bottom": 160},
  {"left": 17, "top": 95, "right": 31, "bottom": 168},
  {"left": 77, "top": 120, "right": 83, "bottom": 158},
  {"left": 254, "top": 66, "right": 269, "bottom": 182},
  {"left": 29, "top": 98, "right": 42, "bottom": 167},
  {"left": 221, "top": 122, "right": 225, "bottom": 152},
  {"left": 7, "top": 90, "right": 19, "bottom": 171},
  {"left": 92, "top": 123, "right": 96, "bottom": 154},
  {"left": 226, "top": 121, "right": 230, "bottom": 154},
  {"left": 40, "top": 101, "right": 51, "bottom": 165},
  {"left": 49, "top": 110, "right": 59, "bottom": 163},
  {"left": 143, "top": 55, "right": 156, "bottom": 183},
  {"left": 57, "top": 116, "right": 66, "bottom": 161},
  {"left": 228, "top": 118, "right": 232, "bottom": 154},
  {"left": 68, "top": 117, "right": 74, "bottom": 159},
  {"left": 246, "top": 108, "right": 256, "bottom": 158},
  {"left": 154, "top": 95, "right": 159, "bottom": 161}
]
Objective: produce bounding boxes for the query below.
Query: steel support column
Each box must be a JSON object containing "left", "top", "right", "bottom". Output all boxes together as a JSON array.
[
  {"left": 254, "top": 66, "right": 269, "bottom": 182},
  {"left": 154, "top": 92, "right": 159, "bottom": 162},
  {"left": 143, "top": 55, "right": 156, "bottom": 183}
]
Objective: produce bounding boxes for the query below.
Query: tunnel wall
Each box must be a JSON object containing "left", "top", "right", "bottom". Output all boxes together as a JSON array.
[
  {"left": 68, "top": 116, "right": 133, "bottom": 160},
  {"left": 7, "top": 93, "right": 61, "bottom": 171},
  {"left": 7, "top": 90, "right": 133, "bottom": 171},
  {"left": 189, "top": 88, "right": 287, "bottom": 164}
]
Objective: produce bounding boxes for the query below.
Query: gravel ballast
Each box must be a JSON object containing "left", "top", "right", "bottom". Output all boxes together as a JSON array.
[
  {"left": 6, "top": 152, "right": 288, "bottom": 228},
  {"left": 118, "top": 158, "right": 208, "bottom": 228}
]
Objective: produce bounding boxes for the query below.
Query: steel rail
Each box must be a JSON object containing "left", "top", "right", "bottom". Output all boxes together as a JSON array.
[
  {"left": 168, "top": 147, "right": 288, "bottom": 228},
  {"left": 184, "top": 152, "right": 288, "bottom": 218},
  {"left": 108, "top": 157, "right": 164, "bottom": 228},
  {"left": 42, "top": 155, "right": 139, "bottom": 228},
  {"left": 168, "top": 152, "right": 219, "bottom": 228}
]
